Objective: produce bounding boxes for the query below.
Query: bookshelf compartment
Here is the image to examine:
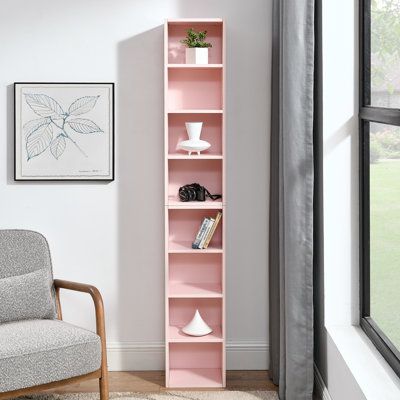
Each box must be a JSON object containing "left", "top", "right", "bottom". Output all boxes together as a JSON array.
[
  {"left": 169, "top": 254, "right": 222, "bottom": 298},
  {"left": 169, "top": 343, "right": 223, "bottom": 388},
  {"left": 167, "top": 159, "right": 222, "bottom": 202},
  {"left": 168, "top": 113, "right": 222, "bottom": 157},
  {"left": 167, "top": 22, "right": 223, "bottom": 65},
  {"left": 168, "top": 68, "right": 222, "bottom": 111},
  {"left": 169, "top": 253, "right": 221, "bottom": 286},
  {"left": 169, "top": 298, "right": 222, "bottom": 330},
  {"left": 168, "top": 209, "right": 223, "bottom": 251}
]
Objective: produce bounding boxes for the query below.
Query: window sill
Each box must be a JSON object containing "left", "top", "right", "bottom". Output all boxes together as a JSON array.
[{"left": 327, "top": 325, "right": 400, "bottom": 400}]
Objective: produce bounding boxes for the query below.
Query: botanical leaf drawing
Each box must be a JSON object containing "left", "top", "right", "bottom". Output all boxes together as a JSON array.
[
  {"left": 23, "top": 93, "right": 103, "bottom": 161},
  {"left": 23, "top": 117, "right": 50, "bottom": 139},
  {"left": 68, "top": 96, "right": 99, "bottom": 116},
  {"left": 50, "top": 134, "right": 66, "bottom": 159},
  {"left": 67, "top": 118, "right": 103, "bottom": 134},
  {"left": 24, "top": 94, "right": 64, "bottom": 119},
  {"left": 26, "top": 123, "right": 53, "bottom": 160}
]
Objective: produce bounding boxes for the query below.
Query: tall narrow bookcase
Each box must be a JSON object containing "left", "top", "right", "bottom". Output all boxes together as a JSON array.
[{"left": 164, "top": 19, "right": 225, "bottom": 388}]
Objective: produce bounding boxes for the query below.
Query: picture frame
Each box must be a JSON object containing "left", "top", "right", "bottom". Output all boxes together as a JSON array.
[{"left": 14, "top": 82, "right": 114, "bottom": 181}]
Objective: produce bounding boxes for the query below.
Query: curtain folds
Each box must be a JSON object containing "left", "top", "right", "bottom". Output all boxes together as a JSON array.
[{"left": 269, "top": 1, "right": 318, "bottom": 399}]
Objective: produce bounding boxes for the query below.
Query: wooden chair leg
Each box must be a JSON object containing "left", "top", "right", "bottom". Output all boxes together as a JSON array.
[{"left": 99, "top": 367, "right": 109, "bottom": 400}]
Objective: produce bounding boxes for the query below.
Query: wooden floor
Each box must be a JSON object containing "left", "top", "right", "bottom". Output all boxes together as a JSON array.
[{"left": 45, "top": 371, "right": 278, "bottom": 393}]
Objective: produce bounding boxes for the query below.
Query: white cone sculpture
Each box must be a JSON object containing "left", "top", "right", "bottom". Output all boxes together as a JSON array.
[{"left": 182, "top": 309, "right": 213, "bottom": 337}]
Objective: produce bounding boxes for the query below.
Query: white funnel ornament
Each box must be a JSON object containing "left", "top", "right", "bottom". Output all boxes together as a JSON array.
[{"left": 182, "top": 309, "right": 213, "bottom": 337}]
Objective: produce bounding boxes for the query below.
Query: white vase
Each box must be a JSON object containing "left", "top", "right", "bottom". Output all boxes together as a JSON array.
[
  {"left": 182, "top": 309, "right": 213, "bottom": 337},
  {"left": 185, "top": 48, "right": 209, "bottom": 64},
  {"left": 185, "top": 122, "right": 203, "bottom": 141},
  {"left": 178, "top": 122, "right": 211, "bottom": 155}
]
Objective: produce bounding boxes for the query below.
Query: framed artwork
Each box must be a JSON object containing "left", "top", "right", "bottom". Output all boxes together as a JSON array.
[{"left": 14, "top": 82, "right": 114, "bottom": 181}]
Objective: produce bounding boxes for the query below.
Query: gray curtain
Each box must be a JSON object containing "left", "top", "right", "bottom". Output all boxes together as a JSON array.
[{"left": 269, "top": 0, "right": 317, "bottom": 399}]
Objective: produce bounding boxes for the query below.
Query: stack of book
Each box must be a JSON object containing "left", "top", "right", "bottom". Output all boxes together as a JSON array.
[{"left": 192, "top": 212, "right": 222, "bottom": 249}]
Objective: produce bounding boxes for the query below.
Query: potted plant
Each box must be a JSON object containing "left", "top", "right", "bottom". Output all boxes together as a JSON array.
[{"left": 180, "top": 28, "right": 212, "bottom": 64}]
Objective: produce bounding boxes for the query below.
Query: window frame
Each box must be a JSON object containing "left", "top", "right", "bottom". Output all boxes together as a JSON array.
[{"left": 359, "top": 0, "right": 400, "bottom": 377}]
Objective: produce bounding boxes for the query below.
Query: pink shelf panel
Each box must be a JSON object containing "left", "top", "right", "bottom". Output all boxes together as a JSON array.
[
  {"left": 168, "top": 113, "right": 222, "bottom": 156},
  {"left": 169, "top": 282, "right": 222, "bottom": 298},
  {"left": 168, "top": 325, "right": 223, "bottom": 342},
  {"left": 168, "top": 68, "right": 222, "bottom": 110},
  {"left": 168, "top": 110, "right": 223, "bottom": 114},
  {"left": 169, "top": 298, "right": 222, "bottom": 327},
  {"left": 169, "top": 368, "right": 222, "bottom": 388},
  {"left": 167, "top": 197, "right": 223, "bottom": 209},
  {"left": 168, "top": 155, "right": 223, "bottom": 160},
  {"left": 168, "top": 209, "right": 223, "bottom": 248},
  {"left": 167, "top": 22, "right": 222, "bottom": 64},
  {"left": 168, "top": 64, "right": 223, "bottom": 69},
  {"left": 168, "top": 160, "right": 222, "bottom": 200},
  {"left": 168, "top": 241, "right": 223, "bottom": 253}
]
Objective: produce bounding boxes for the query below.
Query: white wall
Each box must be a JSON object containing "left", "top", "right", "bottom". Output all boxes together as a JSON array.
[{"left": 0, "top": 0, "right": 271, "bottom": 370}]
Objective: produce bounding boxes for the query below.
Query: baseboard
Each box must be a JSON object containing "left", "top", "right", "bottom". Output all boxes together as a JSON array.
[
  {"left": 314, "top": 364, "right": 332, "bottom": 400},
  {"left": 107, "top": 341, "right": 269, "bottom": 371}
]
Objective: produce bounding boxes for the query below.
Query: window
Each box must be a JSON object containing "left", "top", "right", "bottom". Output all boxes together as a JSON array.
[{"left": 360, "top": 0, "right": 400, "bottom": 376}]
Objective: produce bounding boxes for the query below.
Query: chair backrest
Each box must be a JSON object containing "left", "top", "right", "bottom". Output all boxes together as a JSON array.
[
  {"left": 0, "top": 230, "right": 57, "bottom": 322},
  {"left": 0, "top": 229, "right": 54, "bottom": 279}
]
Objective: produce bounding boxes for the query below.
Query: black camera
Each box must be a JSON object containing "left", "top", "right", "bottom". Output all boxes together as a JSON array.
[{"left": 179, "top": 183, "right": 221, "bottom": 202}]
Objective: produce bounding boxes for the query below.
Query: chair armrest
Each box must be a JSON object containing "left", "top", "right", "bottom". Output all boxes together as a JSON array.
[{"left": 53, "top": 279, "right": 106, "bottom": 339}]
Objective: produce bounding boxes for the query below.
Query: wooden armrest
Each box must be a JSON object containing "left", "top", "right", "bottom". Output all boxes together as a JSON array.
[{"left": 53, "top": 279, "right": 106, "bottom": 339}]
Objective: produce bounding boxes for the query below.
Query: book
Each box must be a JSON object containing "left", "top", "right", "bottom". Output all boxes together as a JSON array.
[
  {"left": 192, "top": 217, "right": 210, "bottom": 249},
  {"left": 203, "top": 211, "right": 222, "bottom": 249},
  {"left": 199, "top": 217, "right": 215, "bottom": 249}
]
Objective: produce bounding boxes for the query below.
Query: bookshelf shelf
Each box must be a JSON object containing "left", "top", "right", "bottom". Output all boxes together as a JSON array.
[
  {"left": 168, "top": 64, "right": 223, "bottom": 69},
  {"left": 169, "top": 282, "right": 222, "bottom": 298},
  {"left": 165, "top": 18, "right": 225, "bottom": 388},
  {"left": 168, "top": 110, "right": 223, "bottom": 114},
  {"left": 167, "top": 154, "right": 223, "bottom": 160},
  {"left": 168, "top": 241, "right": 223, "bottom": 254},
  {"left": 167, "top": 197, "right": 223, "bottom": 209}
]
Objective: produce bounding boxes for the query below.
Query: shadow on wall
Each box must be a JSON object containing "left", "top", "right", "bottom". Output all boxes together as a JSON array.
[{"left": 116, "top": 26, "right": 165, "bottom": 345}]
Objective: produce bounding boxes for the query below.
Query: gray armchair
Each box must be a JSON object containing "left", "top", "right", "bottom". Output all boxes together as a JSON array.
[{"left": 0, "top": 230, "right": 108, "bottom": 399}]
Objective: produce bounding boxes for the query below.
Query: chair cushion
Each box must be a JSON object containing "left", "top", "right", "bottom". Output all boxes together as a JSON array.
[
  {"left": 0, "top": 319, "right": 101, "bottom": 392},
  {"left": 0, "top": 268, "right": 56, "bottom": 323}
]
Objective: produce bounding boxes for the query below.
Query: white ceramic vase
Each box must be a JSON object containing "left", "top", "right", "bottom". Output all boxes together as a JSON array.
[
  {"left": 185, "top": 48, "right": 209, "bottom": 64},
  {"left": 178, "top": 122, "right": 211, "bottom": 155},
  {"left": 185, "top": 122, "right": 203, "bottom": 141},
  {"left": 182, "top": 309, "right": 213, "bottom": 337}
]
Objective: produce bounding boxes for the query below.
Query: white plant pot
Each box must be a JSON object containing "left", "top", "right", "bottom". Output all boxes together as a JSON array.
[
  {"left": 185, "top": 122, "right": 203, "bottom": 141},
  {"left": 182, "top": 309, "right": 213, "bottom": 337},
  {"left": 185, "top": 48, "right": 209, "bottom": 65}
]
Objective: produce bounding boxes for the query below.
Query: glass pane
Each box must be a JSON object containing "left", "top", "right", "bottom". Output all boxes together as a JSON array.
[
  {"left": 370, "top": 122, "right": 400, "bottom": 348},
  {"left": 371, "top": 0, "right": 400, "bottom": 108}
]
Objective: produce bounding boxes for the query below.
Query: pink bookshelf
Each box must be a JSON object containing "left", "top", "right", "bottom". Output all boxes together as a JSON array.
[{"left": 164, "top": 18, "right": 226, "bottom": 388}]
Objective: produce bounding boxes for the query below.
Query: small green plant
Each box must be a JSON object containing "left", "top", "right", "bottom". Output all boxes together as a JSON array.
[{"left": 180, "top": 28, "right": 212, "bottom": 48}]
